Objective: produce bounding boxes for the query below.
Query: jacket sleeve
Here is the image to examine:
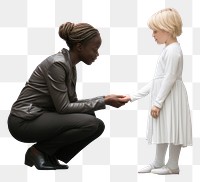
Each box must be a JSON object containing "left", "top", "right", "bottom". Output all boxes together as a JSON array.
[
  {"left": 153, "top": 49, "right": 180, "bottom": 108},
  {"left": 46, "top": 62, "right": 105, "bottom": 113},
  {"left": 130, "top": 81, "right": 152, "bottom": 102}
]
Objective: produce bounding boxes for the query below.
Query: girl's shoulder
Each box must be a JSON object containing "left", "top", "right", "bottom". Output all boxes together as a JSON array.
[
  {"left": 165, "top": 42, "right": 181, "bottom": 52},
  {"left": 163, "top": 43, "right": 182, "bottom": 58}
]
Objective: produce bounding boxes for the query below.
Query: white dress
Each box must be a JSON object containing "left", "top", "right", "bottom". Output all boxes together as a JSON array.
[{"left": 131, "top": 42, "right": 192, "bottom": 147}]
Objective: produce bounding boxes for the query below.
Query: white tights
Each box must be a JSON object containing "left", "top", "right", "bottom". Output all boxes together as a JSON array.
[{"left": 153, "top": 143, "right": 181, "bottom": 169}]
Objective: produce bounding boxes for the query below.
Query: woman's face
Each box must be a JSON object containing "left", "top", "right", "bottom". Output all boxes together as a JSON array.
[
  {"left": 79, "top": 34, "right": 102, "bottom": 65},
  {"left": 152, "top": 29, "right": 171, "bottom": 45}
]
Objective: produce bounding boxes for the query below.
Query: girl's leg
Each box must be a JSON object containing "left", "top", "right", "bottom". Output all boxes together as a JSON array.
[
  {"left": 153, "top": 143, "right": 168, "bottom": 167},
  {"left": 151, "top": 144, "right": 181, "bottom": 174},
  {"left": 166, "top": 144, "right": 181, "bottom": 169},
  {"left": 138, "top": 143, "right": 168, "bottom": 173}
]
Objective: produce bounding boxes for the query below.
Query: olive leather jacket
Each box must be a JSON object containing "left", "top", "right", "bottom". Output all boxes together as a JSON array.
[{"left": 10, "top": 48, "right": 105, "bottom": 120}]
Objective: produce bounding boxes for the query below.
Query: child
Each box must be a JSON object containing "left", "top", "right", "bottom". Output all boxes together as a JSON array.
[{"left": 123, "top": 8, "right": 192, "bottom": 175}]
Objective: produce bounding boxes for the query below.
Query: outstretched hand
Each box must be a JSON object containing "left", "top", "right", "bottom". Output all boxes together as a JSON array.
[
  {"left": 104, "top": 94, "right": 130, "bottom": 108},
  {"left": 119, "top": 95, "right": 131, "bottom": 102}
]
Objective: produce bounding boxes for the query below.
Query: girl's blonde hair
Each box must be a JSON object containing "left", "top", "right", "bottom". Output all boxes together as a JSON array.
[{"left": 148, "top": 8, "right": 182, "bottom": 38}]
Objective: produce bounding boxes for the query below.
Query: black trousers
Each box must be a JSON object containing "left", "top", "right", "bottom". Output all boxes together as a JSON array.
[{"left": 8, "top": 112, "right": 105, "bottom": 164}]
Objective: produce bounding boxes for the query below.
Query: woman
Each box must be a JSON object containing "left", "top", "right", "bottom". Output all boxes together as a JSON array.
[{"left": 8, "top": 22, "right": 127, "bottom": 170}]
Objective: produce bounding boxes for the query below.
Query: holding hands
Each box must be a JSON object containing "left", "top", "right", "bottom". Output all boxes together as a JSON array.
[
  {"left": 109, "top": 94, "right": 161, "bottom": 119},
  {"left": 104, "top": 94, "right": 130, "bottom": 108}
]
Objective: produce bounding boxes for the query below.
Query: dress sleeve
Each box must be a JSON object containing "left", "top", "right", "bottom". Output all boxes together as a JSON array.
[
  {"left": 154, "top": 48, "right": 181, "bottom": 108},
  {"left": 130, "top": 80, "right": 152, "bottom": 102},
  {"left": 47, "top": 62, "right": 105, "bottom": 113}
]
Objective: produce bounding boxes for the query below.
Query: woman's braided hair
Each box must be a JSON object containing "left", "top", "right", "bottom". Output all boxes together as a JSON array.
[{"left": 59, "top": 22, "right": 99, "bottom": 49}]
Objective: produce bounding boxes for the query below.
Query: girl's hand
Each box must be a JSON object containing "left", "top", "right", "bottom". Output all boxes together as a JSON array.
[
  {"left": 118, "top": 95, "right": 131, "bottom": 102},
  {"left": 151, "top": 105, "right": 160, "bottom": 118}
]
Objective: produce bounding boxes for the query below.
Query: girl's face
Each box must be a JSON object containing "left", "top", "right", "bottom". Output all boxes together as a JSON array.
[
  {"left": 78, "top": 34, "right": 102, "bottom": 65},
  {"left": 152, "top": 29, "right": 171, "bottom": 45}
]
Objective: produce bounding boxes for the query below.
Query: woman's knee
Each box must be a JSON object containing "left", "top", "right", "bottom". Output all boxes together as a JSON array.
[
  {"left": 82, "top": 116, "right": 105, "bottom": 133},
  {"left": 95, "top": 118, "right": 105, "bottom": 133}
]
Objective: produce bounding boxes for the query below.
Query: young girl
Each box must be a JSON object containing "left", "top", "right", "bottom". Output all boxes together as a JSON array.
[{"left": 123, "top": 8, "right": 192, "bottom": 175}]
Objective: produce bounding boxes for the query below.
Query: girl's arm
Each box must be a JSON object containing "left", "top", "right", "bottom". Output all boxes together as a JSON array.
[
  {"left": 129, "top": 80, "right": 153, "bottom": 102},
  {"left": 154, "top": 48, "right": 181, "bottom": 108}
]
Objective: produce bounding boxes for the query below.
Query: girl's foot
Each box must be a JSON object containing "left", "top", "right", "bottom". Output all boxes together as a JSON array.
[
  {"left": 151, "top": 166, "right": 179, "bottom": 175},
  {"left": 138, "top": 163, "right": 161, "bottom": 173}
]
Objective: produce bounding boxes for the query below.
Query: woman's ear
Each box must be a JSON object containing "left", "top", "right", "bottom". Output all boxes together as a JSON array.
[{"left": 76, "top": 43, "right": 83, "bottom": 52}]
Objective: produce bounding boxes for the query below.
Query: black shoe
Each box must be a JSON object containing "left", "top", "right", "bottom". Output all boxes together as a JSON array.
[
  {"left": 49, "top": 156, "right": 69, "bottom": 170},
  {"left": 24, "top": 146, "right": 55, "bottom": 170}
]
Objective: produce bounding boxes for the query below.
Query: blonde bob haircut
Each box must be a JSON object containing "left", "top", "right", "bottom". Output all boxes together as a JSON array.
[{"left": 148, "top": 8, "right": 182, "bottom": 38}]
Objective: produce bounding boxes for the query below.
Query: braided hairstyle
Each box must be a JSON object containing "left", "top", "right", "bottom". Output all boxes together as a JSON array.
[{"left": 59, "top": 22, "right": 100, "bottom": 49}]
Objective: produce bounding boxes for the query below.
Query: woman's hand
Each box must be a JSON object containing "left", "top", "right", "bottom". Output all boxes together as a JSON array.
[
  {"left": 104, "top": 95, "right": 129, "bottom": 108},
  {"left": 151, "top": 105, "right": 160, "bottom": 118}
]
